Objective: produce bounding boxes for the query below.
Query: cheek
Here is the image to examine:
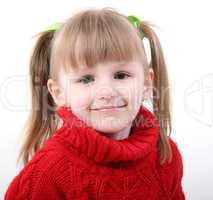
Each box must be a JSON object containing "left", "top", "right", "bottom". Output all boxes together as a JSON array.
[
  {"left": 120, "top": 79, "right": 144, "bottom": 104},
  {"left": 68, "top": 86, "right": 92, "bottom": 111},
  {"left": 134, "top": 79, "right": 144, "bottom": 100}
]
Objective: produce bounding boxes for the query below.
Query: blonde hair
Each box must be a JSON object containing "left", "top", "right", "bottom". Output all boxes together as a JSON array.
[{"left": 18, "top": 7, "right": 172, "bottom": 166}]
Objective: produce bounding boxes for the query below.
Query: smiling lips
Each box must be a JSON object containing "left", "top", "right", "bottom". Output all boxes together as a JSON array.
[{"left": 91, "top": 104, "right": 127, "bottom": 111}]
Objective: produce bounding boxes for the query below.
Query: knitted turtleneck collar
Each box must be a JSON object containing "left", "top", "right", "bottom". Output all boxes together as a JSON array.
[{"left": 55, "top": 105, "right": 159, "bottom": 164}]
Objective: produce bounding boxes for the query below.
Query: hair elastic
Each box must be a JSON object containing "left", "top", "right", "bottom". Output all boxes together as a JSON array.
[{"left": 44, "top": 22, "right": 63, "bottom": 32}]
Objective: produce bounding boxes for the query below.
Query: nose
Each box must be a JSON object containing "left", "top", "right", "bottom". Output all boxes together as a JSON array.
[{"left": 96, "top": 84, "right": 118, "bottom": 100}]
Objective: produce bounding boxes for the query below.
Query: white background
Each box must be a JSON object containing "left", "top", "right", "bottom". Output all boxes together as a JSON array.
[{"left": 0, "top": 0, "right": 213, "bottom": 199}]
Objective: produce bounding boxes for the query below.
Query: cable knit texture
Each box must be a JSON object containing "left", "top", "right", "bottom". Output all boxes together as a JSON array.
[{"left": 4, "top": 105, "right": 185, "bottom": 199}]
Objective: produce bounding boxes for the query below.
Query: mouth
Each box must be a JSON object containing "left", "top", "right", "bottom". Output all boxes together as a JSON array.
[{"left": 90, "top": 104, "right": 127, "bottom": 111}]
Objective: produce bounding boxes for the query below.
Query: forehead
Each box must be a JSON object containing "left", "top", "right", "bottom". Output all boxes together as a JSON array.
[{"left": 67, "top": 60, "right": 142, "bottom": 75}]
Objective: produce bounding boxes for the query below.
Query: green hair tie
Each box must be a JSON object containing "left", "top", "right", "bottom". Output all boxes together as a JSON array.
[
  {"left": 127, "top": 15, "right": 141, "bottom": 28},
  {"left": 127, "top": 15, "right": 145, "bottom": 39},
  {"left": 44, "top": 22, "right": 62, "bottom": 32}
]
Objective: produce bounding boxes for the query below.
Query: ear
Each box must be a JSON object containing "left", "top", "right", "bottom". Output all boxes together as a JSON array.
[
  {"left": 142, "top": 68, "right": 154, "bottom": 101},
  {"left": 47, "top": 78, "right": 65, "bottom": 106}
]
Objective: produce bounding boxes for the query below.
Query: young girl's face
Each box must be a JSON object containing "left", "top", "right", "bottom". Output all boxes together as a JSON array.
[{"left": 48, "top": 60, "right": 153, "bottom": 134}]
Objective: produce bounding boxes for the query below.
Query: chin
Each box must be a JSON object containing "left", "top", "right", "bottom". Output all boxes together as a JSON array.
[
  {"left": 95, "top": 126, "right": 122, "bottom": 134},
  {"left": 91, "top": 116, "right": 128, "bottom": 130},
  {"left": 91, "top": 120, "right": 127, "bottom": 133}
]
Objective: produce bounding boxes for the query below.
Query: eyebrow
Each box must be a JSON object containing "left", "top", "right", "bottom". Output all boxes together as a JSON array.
[{"left": 78, "top": 62, "right": 130, "bottom": 73}]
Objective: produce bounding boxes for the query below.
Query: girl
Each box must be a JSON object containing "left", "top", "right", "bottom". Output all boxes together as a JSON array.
[{"left": 4, "top": 7, "right": 185, "bottom": 199}]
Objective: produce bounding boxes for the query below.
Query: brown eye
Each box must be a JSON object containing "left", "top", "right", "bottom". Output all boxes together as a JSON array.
[{"left": 114, "top": 72, "right": 131, "bottom": 80}]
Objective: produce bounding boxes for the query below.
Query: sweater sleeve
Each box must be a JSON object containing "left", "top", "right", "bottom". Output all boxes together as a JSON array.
[
  {"left": 4, "top": 174, "right": 21, "bottom": 200},
  {"left": 169, "top": 138, "right": 185, "bottom": 200},
  {"left": 4, "top": 166, "right": 65, "bottom": 200},
  {"left": 4, "top": 147, "right": 70, "bottom": 200}
]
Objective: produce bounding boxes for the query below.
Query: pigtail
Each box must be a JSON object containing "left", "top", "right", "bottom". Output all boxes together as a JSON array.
[
  {"left": 139, "top": 21, "right": 172, "bottom": 164},
  {"left": 17, "top": 31, "right": 59, "bottom": 166}
]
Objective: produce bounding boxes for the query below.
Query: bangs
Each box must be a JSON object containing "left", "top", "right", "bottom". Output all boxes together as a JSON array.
[{"left": 50, "top": 8, "right": 145, "bottom": 76}]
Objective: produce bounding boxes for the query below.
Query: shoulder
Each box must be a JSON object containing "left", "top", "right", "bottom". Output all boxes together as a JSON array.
[
  {"left": 4, "top": 139, "right": 71, "bottom": 199},
  {"left": 158, "top": 137, "right": 184, "bottom": 172},
  {"left": 168, "top": 137, "right": 184, "bottom": 171},
  {"left": 156, "top": 137, "right": 185, "bottom": 197},
  {"left": 156, "top": 137, "right": 184, "bottom": 184},
  {"left": 24, "top": 138, "right": 70, "bottom": 176}
]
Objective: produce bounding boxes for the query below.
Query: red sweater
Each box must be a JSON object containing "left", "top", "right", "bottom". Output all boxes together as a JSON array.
[{"left": 4, "top": 105, "right": 185, "bottom": 200}]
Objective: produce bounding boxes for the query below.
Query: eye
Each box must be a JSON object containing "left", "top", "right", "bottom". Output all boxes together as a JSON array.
[
  {"left": 77, "top": 75, "right": 94, "bottom": 84},
  {"left": 114, "top": 71, "right": 131, "bottom": 80}
]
